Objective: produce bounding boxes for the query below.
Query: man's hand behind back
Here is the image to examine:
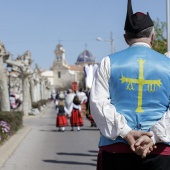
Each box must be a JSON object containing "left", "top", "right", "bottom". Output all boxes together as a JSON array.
[
  {"left": 124, "top": 130, "right": 156, "bottom": 158},
  {"left": 134, "top": 135, "right": 157, "bottom": 158}
]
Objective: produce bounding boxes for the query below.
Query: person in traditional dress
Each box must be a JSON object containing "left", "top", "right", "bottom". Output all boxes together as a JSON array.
[
  {"left": 90, "top": 0, "right": 170, "bottom": 170},
  {"left": 65, "top": 89, "right": 75, "bottom": 117},
  {"left": 70, "top": 95, "right": 84, "bottom": 131},
  {"left": 76, "top": 88, "right": 87, "bottom": 117},
  {"left": 76, "top": 88, "right": 87, "bottom": 104},
  {"left": 85, "top": 88, "right": 96, "bottom": 127},
  {"left": 56, "top": 93, "right": 69, "bottom": 132}
]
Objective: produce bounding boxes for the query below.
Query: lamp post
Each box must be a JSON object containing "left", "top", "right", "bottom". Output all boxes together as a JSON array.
[
  {"left": 96, "top": 32, "right": 114, "bottom": 53},
  {"left": 167, "top": 0, "right": 170, "bottom": 51}
]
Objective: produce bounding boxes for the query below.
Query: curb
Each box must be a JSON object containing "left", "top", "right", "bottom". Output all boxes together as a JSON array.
[
  {"left": 0, "top": 102, "right": 52, "bottom": 167},
  {"left": 0, "top": 126, "right": 31, "bottom": 168}
]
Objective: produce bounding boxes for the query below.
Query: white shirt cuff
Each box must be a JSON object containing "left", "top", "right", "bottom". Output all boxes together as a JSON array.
[
  {"left": 150, "top": 131, "right": 161, "bottom": 144},
  {"left": 119, "top": 124, "right": 132, "bottom": 138}
]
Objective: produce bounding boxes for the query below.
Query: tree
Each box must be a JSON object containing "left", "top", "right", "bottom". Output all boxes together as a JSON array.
[{"left": 152, "top": 18, "right": 167, "bottom": 54}]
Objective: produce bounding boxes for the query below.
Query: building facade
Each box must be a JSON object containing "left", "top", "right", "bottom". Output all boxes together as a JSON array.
[{"left": 42, "top": 43, "right": 96, "bottom": 92}]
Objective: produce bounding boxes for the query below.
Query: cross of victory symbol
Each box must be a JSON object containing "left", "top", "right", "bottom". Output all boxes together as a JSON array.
[{"left": 120, "top": 59, "right": 162, "bottom": 113}]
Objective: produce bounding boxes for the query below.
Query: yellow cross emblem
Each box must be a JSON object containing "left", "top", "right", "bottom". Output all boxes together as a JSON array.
[{"left": 120, "top": 59, "right": 162, "bottom": 113}]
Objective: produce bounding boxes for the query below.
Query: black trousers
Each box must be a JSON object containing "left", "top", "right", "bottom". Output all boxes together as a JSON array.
[{"left": 99, "top": 150, "right": 170, "bottom": 170}]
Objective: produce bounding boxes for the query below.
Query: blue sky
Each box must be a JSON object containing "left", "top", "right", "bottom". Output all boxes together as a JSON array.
[{"left": 0, "top": 0, "right": 167, "bottom": 70}]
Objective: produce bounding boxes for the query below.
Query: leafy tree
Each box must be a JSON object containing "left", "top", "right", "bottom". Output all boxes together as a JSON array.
[{"left": 152, "top": 18, "right": 167, "bottom": 54}]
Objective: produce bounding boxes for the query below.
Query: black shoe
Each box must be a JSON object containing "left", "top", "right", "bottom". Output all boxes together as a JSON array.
[{"left": 91, "top": 123, "right": 97, "bottom": 127}]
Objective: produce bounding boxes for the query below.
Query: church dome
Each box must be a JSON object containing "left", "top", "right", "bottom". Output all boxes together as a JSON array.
[{"left": 76, "top": 50, "right": 95, "bottom": 64}]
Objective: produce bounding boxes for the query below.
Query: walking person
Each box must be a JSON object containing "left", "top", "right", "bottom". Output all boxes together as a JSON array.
[
  {"left": 56, "top": 93, "right": 69, "bottom": 132},
  {"left": 54, "top": 93, "right": 59, "bottom": 109},
  {"left": 76, "top": 88, "right": 87, "bottom": 104},
  {"left": 70, "top": 95, "right": 84, "bottom": 131},
  {"left": 76, "top": 88, "right": 88, "bottom": 116},
  {"left": 51, "top": 92, "right": 57, "bottom": 103},
  {"left": 90, "top": 0, "right": 170, "bottom": 170},
  {"left": 65, "top": 89, "right": 75, "bottom": 118},
  {"left": 85, "top": 88, "right": 96, "bottom": 127}
]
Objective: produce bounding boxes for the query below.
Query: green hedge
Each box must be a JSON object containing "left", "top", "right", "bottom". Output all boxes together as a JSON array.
[
  {"left": 0, "top": 111, "right": 23, "bottom": 135},
  {"left": 32, "top": 99, "right": 47, "bottom": 110}
]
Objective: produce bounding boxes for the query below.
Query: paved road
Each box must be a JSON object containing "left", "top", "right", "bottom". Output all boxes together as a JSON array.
[{"left": 0, "top": 102, "right": 100, "bottom": 170}]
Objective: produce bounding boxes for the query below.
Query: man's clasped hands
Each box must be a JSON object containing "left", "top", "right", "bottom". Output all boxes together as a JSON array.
[{"left": 124, "top": 130, "right": 157, "bottom": 158}]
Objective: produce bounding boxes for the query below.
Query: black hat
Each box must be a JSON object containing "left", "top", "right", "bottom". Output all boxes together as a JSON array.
[{"left": 124, "top": 0, "right": 154, "bottom": 33}]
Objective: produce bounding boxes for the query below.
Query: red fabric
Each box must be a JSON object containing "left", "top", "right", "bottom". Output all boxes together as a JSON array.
[
  {"left": 70, "top": 109, "right": 84, "bottom": 127},
  {"left": 80, "top": 102, "right": 86, "bottom": 116},
  {"left": 97, "top": 143, "right": 170, "bottom": 170},
  {"left": 86, "top": 114, "right": 95, "bottom": 123},
  {"left": 56, "top": 115, "right": 68, "bottom": 127},
  {"left": 99, "top": 143, "right": 170, "bottom": 155},
  {"left": 152, "top": 144, "right": 170, "bottom": 155}
]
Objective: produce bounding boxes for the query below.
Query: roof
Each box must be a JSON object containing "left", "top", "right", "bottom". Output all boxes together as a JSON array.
[
  {"left": 41, "top": 70, "right": 54, "bottom": 76},
  {"left": 76, "top": 50, "right": 95, "bottom": 63},
  {"left": 69, "top": 65, "right": 84, "bottom": 71}
]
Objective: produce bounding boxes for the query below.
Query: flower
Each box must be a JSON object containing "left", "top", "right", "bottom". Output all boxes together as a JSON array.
[{"left": 0, "top": 121, "right": 11, "bottom": 143}]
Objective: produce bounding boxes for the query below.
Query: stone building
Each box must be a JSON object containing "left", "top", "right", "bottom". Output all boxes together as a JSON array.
[{"left": 41, "top": 43, "right": 96, "bottom": 92}]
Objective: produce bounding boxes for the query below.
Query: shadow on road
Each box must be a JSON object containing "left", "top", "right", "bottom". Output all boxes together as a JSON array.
[
  {"left": 43, "top": 149, "right": 97, "bottom": 166},
  {"left": 43, "top": 159, "right": 96, "bottom": 166}
]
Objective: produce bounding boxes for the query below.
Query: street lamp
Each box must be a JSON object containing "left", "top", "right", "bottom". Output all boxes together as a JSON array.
[
  {"left": 96, "top": 32, "right": 115, "bottom": 53},
  {"left": 167, "top": 0, "right": 170, "bottom": 51}
]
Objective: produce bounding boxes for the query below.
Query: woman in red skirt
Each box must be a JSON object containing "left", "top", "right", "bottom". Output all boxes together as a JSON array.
[
  {"left": 56, "top": 94, "right": 68, "bottom": 132},
  {"left": 70, "top": 95, "right": 84, "bottom": 131}
]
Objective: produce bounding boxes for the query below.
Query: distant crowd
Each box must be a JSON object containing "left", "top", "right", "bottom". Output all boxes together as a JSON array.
[{"left": 51, "top": 88, "right": 96, "bottom": 132}]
